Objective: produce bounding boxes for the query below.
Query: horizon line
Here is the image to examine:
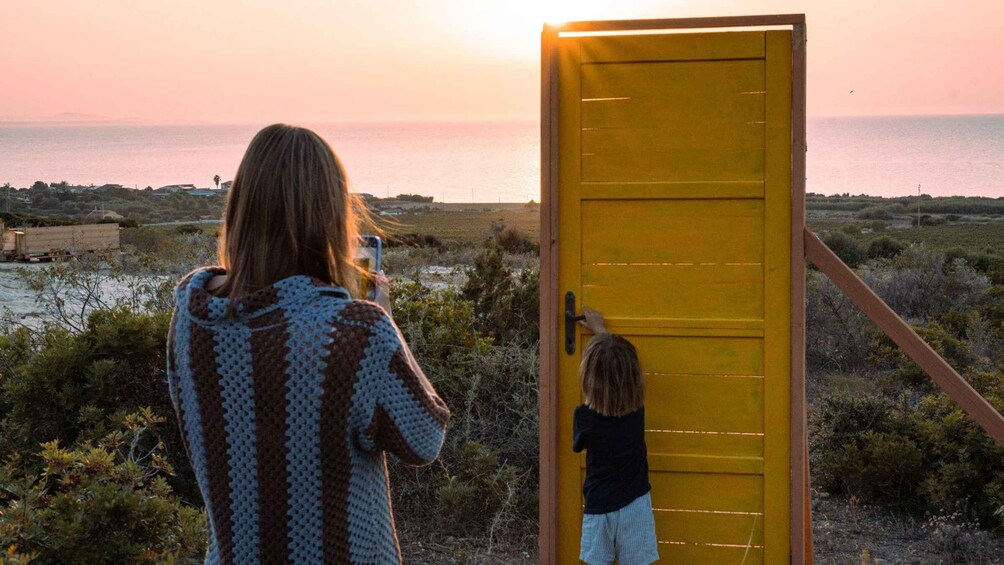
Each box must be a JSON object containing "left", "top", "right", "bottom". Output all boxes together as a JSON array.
[{"left": 4, "top": 111, "right": 1004, "bottom": 128}]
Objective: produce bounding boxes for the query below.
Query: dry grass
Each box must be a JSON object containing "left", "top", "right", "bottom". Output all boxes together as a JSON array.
[
  {"left": 398, "top": 523, "right": 537, "bottom": 565},
  {"left": 376, "top": 209, "right": 539, "bottom": 245},
  {"left": 812, "top": 490, "right": 1004, "bottom": 564}
]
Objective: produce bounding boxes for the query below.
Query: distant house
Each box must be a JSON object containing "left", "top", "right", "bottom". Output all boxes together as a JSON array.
[
  {"left": 82, "top": 208, "right": 124, "bottom": 223},
  {"left": 155, "top": 184, "right": 197, "bottom": 193},
  {"left": 188, "top": 189, "right": 221, "bottom": 197},
  {"left": 379, "top": 208, "right": 405, "bottom": 217},
  {"left": 220, "top": 180, "right": 233, "bottom": 191},
  {"left": 65, "top": 184, "right": 96, "bottom": 192},
  {"left": 96, "top": 183, "right": 125, "bottom": 191}
]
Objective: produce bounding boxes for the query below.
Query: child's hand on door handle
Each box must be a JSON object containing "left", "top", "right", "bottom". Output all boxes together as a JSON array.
[{"left": 578, "top": 306, "right": 608, "bottom": 335}]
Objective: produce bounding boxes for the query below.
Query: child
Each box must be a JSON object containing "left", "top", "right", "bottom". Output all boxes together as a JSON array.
[{"left": 574, "top": 307, "right": 659, "bottom": 565}]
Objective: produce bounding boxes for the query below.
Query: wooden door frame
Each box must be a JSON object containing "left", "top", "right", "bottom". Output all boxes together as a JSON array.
[{"left": 539, "top": 14, "right": 808, "bottom": 565}]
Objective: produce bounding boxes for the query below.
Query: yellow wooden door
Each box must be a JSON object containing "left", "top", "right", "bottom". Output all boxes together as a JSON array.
[{"left": 554, "top": 30, "right": 792, "bottom": 564}]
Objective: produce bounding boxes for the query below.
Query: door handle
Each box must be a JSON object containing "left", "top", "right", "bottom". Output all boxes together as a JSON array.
[{"left": 565, "top": 291, "right": 585, "bottom": 355}]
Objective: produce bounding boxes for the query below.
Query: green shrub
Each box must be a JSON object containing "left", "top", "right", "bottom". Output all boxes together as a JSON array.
[
  {"left": 811, "top": 374, "right": 1004, "bottom": 527},
  {"left": 822, "top": 232, "right": 867, "bottom": 267},
  {"left": 435, "top": 441, "right": 529, "bottom": 537},
  {"left": 461, "top": 243, "right": 539, "bottom": 345},
  {"left": 495, "top": 227, "right": 537, "bottom": 255},
  {"left": 819, "top": 431, "right": 924, "bottom": 507},
  {"left": 867, "top": 236, "right": 905, "bottom": 259},
  {"left": 389, "top": 280, "right": 539, "bottom": 540},
  {"left": 868, "top": 220, "right": 888, "bottom": 232},
  {"left": 0, "top": 309, "right": 196, "bottom": 503},
  {"left": 869, "top": 323, "right": 977, "bottom": 393},
  {"left": 857, "top": 206, "right": 893, "bottom": 220},
  {"left": 385, "top": 233, "right": 444, "bottom": 249},
  {"left": 915, "top": 390, "right": 1004, "bottom": 526},
  {"left": 174, "top": 224, "right": 202, "bottom": 235},
  {"left": 0, "top": 410, "right": 207, "bottom": 564}
]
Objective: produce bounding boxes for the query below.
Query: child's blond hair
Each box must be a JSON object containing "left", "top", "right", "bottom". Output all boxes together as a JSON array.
[{"left": 580, "top": 333, "right": 644, "bottom": 417}]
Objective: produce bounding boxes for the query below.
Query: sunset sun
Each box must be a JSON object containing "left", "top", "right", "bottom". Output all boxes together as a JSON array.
[{"left": 452, "top": 0, "right": 619, "bottom": 57}]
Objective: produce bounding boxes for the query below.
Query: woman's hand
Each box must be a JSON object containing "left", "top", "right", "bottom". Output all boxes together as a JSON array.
[
  {"left": 578, "top": 306, "right": 607, "bottom": 334},
  {"left": 373, "top": 271, "right": 393, "bottom": 317}
]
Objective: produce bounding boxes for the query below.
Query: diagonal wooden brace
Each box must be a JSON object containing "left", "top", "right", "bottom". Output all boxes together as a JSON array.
[{"left": 804, "top": 228, "right": 1004, "bottom": 447}]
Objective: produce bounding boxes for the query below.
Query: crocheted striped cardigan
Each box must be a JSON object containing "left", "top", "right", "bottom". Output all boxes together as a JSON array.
[{"left": 167, "top": 267, "right": 450, "bottom": 564}]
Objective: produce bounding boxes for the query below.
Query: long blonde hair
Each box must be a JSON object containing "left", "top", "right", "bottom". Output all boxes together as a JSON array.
[{"left": 218, "top": 124, "right": 361, "bottom": 299}]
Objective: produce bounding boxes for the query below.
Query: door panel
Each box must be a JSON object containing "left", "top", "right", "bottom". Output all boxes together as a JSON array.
[{"left": 553, "top": 29, "right": 793, "bottom": 564}]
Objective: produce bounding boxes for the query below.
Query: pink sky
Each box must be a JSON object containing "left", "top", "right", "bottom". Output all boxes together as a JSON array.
[{"left": 2, "top": 0, "right": 1002, "bottom": 123}]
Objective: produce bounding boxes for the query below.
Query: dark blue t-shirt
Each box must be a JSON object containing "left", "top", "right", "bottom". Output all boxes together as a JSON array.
[{"left": 573, "top": 404, "right": 651, "bottom": 514}]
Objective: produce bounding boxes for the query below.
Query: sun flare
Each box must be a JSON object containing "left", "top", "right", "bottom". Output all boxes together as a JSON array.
[{"left": 453, "top": 0, "right": 618, "bottom": 57}]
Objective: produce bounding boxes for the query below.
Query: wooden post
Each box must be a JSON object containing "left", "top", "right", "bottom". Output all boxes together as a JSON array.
[
  {"left": 538, "top": 22, "right": 560, "bottom": 565},
  {"left": 805, "top": 228, "right": 1004, "bottom": 447},
  {"left": 789, "top": 19, "right": 811, "bottom": 565}
]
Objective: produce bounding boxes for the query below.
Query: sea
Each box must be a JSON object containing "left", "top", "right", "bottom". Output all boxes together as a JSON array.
[{"left": 1, "top": 114, "right": 1002, "bottom": 201}]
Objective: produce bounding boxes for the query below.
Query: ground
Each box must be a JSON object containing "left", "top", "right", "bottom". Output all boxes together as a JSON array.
[
  {"left": 398, "top": 525, "right": 537, "bottom": 564},
  {"left": 812, "top": 491, "right": 1004, "bottom": 564}
]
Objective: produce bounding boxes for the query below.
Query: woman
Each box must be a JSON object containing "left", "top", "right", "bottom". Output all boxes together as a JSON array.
[{"left": 166, "top": 124, "right": 450, "bottom": 564}]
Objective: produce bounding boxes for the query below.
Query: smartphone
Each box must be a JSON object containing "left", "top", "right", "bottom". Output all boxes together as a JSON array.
[{"left": 356, "top": 235, "right": 383, "bottom": 299}]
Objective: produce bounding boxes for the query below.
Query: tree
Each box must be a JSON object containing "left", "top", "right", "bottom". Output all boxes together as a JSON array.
[
  {"left": 31, "top": 180, "right": 49, "bottom": 191},
  {"left": 213, "top": 174, "right": 221, "bottom": 190}
]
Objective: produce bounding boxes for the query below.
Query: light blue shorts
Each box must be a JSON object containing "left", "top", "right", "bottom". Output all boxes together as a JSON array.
[{"left": 580, "top": 492, "right": 660, "bottom": 565}]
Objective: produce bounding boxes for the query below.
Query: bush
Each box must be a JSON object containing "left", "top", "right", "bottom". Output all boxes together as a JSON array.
[
  {"left": 0, "top": 309, "right": 196, "bottom": 503},
  {"left": 915, "top": 390, "right": 1004, "bottom": 526},
  {"left": 174, "top": 224, "right": 201, "bottom": 235},
  {"left": 806, "top": 272, "right": 879, "bottom": 372},
  {"left": 868, "top": 220, "right": 888, "bottom": 232},
  {"left": 435, "top": 441, "right": 529, "bottom": 538},
  {"left": 495, "top": 227, "right": 537, "bottom": 255},
  {"left": 389, "top": 279, "right": 539, "bottom": 541},
  {"left": 858, "top": 247, "right": 990, "bottom": 321},
  {"left": 461, "top": 243, "right": 540, "bottom": 345},
  {"left": 0, "top": 410, "right": 207, "bottom": 564},
  {"left": 811, "top": 375, "right": 1004, "bottom": 527},
  {"left": 870, "top": 322, "right": 978, "bottom": 392},
  {"left": 867, "top": 236, "right": 905, "bottom": 259},
  {"left": 822, "top": 232, "right": 867, "bottom": 267},
  {"left": 385, "top": 233, "right": 444, "bottom": 249},
  {"left": 857, "top": 206, "right": 894, "bottom": 220},
  {"left": 944, "top": 247, "right": 999, "bottom": 274},
  {"left": 820, "top": 430, "right": 924, "bottom": 506}
]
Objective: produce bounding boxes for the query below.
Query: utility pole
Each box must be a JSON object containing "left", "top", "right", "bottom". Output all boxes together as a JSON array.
[{"left": 917, "top": 184, "right": 921, "bottom": 227}]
